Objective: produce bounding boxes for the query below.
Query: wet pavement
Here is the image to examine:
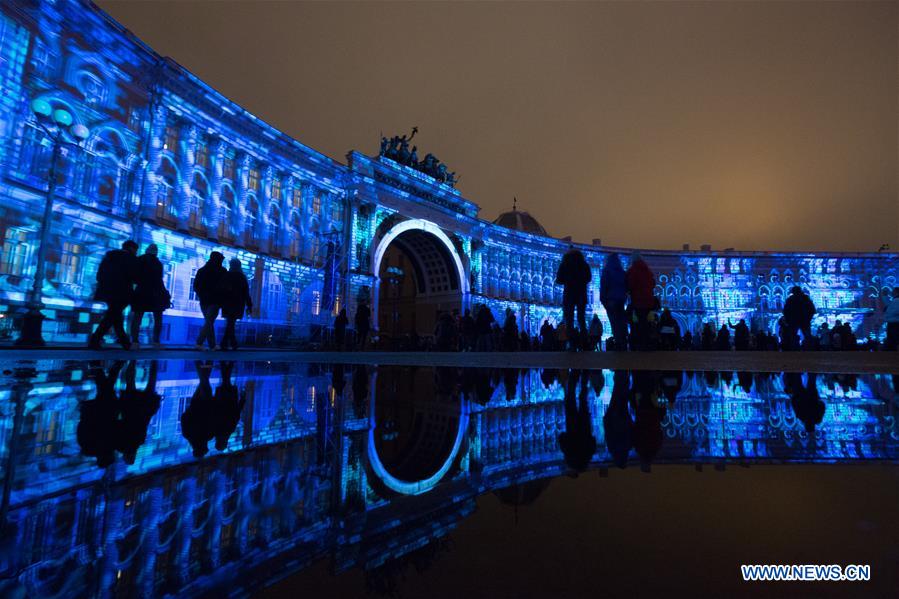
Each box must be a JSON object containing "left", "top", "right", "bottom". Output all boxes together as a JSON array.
[{"left": 0, "top": 359, "right": 896, "bottom": 597}]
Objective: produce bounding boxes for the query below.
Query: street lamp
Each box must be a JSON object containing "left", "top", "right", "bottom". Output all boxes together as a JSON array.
[{"left": 15, "top": 98, "right": 90, "bottom": 347}]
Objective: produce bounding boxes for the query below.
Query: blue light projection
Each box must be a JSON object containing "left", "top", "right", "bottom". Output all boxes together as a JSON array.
[
  {"left": 0, "top": 359, "right": 896, "bottom": 597},
  {"left": 0, "top": 0, "right": 895, "bottom": 345}
]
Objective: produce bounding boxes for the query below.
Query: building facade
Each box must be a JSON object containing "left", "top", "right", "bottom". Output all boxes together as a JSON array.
[{"left": 0, "top": 0, "right": 895, "bottom": 346}]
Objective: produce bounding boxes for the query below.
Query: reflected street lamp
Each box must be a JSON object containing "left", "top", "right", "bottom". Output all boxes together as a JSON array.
[{"left": 15, "top": 98, "right": 90, "bottom": 346}]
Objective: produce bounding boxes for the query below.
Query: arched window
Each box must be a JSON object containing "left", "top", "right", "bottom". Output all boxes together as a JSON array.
[
  {"left": 156, "top": 157, "right": 178, "bottom": 222},
  {"left": 218, "top": 185, "right": 235, "bottom": 241},
  {"left": 189, "top": 173, "right": 208, "bottom": 230}
]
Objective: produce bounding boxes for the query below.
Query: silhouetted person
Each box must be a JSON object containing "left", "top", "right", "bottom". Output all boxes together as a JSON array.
[
  {"left": 88, "top": 240, "right": 138, "bottom": 349},
  {"left": 601, "top": 253, "right": 629, "bottom": 350},
  {"left": 681, "top": 330, "right": 693, "bottom": 350},
  {"left": 603, "top": 370, "right": 633, "bottom": 469},
  {"left": 117, "top": 361, "right": 161, "bottom": 464},
  {"left": 817, "top": 322, "right": 831, "bottom": 350},
  {"left": 474, "top": 368, "right": 495, "bottom": 405},
  {"left": 355, "top": 302, "right": 371, "bottom": 350},
  {"left": 352, "top": 365, "right": 369, "bottom": 416},
  {"left": 333, "top": 308, "right": 349, "bottom": 350},
  {"left": 128, "top": 244, "right": 169, "bottom": 348},
  {"left": 502, "top": 368, "right": 520, "bottom": 401},
  {"left": 539, "top": 319, "right": 556, "bottom": 351},
  {"left": 625, "top": 252, "right": 656, "bottom": 350},
  {"left": 882, "top": 287, "right": 899, "bottom": 350},
  {"left": 502, "top": 309, "right": 519, "bottom": 351},
  {"left": 783, "top": 286, "right": 816, "bottom": 350},
  {"left": 475, "top": 305, "right": 495, "bottom": 351},
  {"left": 78, "top": 361, "right": 125, "bottom": 467},
  {"left": 540, "top": 367, "right": 560, "bottom": 389},
  {"left": 715, "top": 324, "right": 730, "bottom": 350},
  {"left": 588, "top": 314, "right": 604, "bottom": 351},
  {"left": 731, "top": 319, "right": 750, "bottom": 351},
  {"left": 556, "top": 249, "right": 592, "bottom": 350},
  {"left": 559, "top": 370, "right": 597, "bottom": 472},
  {"left": 194, "top": 251, "right": 227, "bottom": 350},
  {"left": 658, "top": 309, "right": 680, "bottom": 350},
  {"left": 220, "top": 258, "right": 252, "bottom": 351},
  {"left": 460, "top": 309, "right": 476, "bottom": 351},
  {"left": 785, "top": 372, "right": 825, "bottom": 433},
  {"left": 435, "top": 311, "right": 457, "bottom": 351},
  {"left": 701, "top": 322, "right": 716, "bottom": 350},
  {"left": 181, "top": 361, "right": 216, "bottom": 457},
  {"left": 213, "top": 362, "right": 245, "bottom": 451}
]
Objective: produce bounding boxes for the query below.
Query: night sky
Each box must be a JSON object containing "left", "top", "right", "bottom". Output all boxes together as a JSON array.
[{"left": 96, "top": 1, "right": 898, "bottom": 253}]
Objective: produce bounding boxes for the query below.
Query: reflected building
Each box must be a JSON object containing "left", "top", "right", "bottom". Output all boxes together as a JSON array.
[
  {"left": 1, "top": 361, "right": 897, "bottom": 597},
  {"left": 0, "top": 0, "right": 896, "bottom": 347}
]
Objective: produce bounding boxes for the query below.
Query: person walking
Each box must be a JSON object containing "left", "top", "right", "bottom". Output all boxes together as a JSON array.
[
  {"left": 625, "top": 252, "right": 656, "bottom": 350},
  {"left": 193, "top": 251, "right": 227, "bottom": 351},
  {"left": 220, "top": 258, "right": 252, "bottom": 351},
  {"left": 882, "top": 288, "right": 899, "bottom": 350},
  {"left": 333, "top": 308, "right": 349, "bottom": 350},
  {"left": 782, "top": 286, "right": 816, "bottom": 350},
  {"left": 556, "top": 248, "right": 592, "bottom": 351},
  {"left": 354, "top": 302, "right": 371, "bottom": 350},
  {"left": 600, "top": 253, "right": 628, "bottom": 350},
  {"left": 731, "top": 318, "right": 750, "bottom": 351},
  {"left": 88, "top": 240, "right": 138, "bottom": 350},
  {"left": 129, "top": 244, "right": 170, "bottom": 349}
]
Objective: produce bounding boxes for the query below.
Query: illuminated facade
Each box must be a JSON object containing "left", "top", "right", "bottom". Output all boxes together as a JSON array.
[
  {"left": 0, "top": 361, "right": 896, "bottom": 596},
  {"left": 0, "top": 0, "right": 896, "bottom": 346}
]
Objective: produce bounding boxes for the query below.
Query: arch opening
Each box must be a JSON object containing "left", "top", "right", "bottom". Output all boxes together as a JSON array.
[{"left": 371, "top": 219, "right": 468, "bottom": 347}]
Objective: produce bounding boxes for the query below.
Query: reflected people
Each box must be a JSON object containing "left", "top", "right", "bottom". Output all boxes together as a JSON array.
[
  {"left": 213, "top": 362, "right": 245, "bottom": 451},
  {"left": 78, "top": 361, "right": 125, "bottom": 468},
  {"left": 558, "top": 370, "right": 597, "bottom": 472},
  {"left": 181, "top": 361, "right": 217, "bottom": 458},
  {"left": 603, "top": 370, "right": 634, "bottom": 469},
  {"left": 785, "top": 372, "right": 825, "bottom": 434},
  {"left": 118, "top": 361, "right": 162, "bottom": 464}
]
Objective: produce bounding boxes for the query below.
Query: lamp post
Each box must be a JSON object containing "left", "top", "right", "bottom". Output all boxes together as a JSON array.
[{"left": 15, "top": 98, "right": 90, "bottom": 347}]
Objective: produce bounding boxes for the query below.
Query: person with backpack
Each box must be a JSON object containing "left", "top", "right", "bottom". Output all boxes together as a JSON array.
[
  {"left": 129, "top": 244, "right": 170, "bottom": 349},
  {"left": 193, "top": 251, "right": 227, "bottom": 351},
  {"left": 600, "top": 253, "right": 628, "bottom": 350},
  {"left": 220, "top": 258, "right": 253, "bottom": 351},
  {"left": 88, "top": 240, "right": 138, "bottom": 350}
]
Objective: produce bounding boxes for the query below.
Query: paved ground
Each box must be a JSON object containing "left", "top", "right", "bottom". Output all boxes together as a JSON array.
[{"left": 0, "top": 347, "right": 896, "bottom": 373}]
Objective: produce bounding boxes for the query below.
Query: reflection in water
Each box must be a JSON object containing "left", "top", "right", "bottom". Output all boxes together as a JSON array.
[{"left": 0, "top": 360, "right": 896, "bottom": 597}]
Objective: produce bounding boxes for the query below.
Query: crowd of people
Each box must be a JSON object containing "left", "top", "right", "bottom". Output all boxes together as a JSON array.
[{"left": 87, "top": 241, "right": 899, "bottom": 352}]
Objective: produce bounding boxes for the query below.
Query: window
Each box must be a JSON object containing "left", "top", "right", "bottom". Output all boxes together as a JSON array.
[
  {"left": 311, "top": 194, "right": 321, "bottom": 216},
  {"left": 223, "top": 155, "right": 236, "bottom": 180},
  {"left": 56, "top": 241, "right": 83, "bottom": 285},
  {"left": 246, "top": 196, "right": 259, "bottom": 240},
  {"left": 163, "top": 125, "right": 179, "bottom": 153},
  {"left": 292, "top": 186, "right": 303, "bottom": 210},
  {"left": 0, "top": 228, "right": 30, "bottom": 276},
  {"left": 195, "top": 142, "right": 209, "bottom": 171},
  {"left": 271, "top": 177, "right": 281, "bottom": 202},
  {"left": 156, "top": 158, "right": 177, "bottom": 221},
  {"left": 248, "top": 167, "right": 260, "bottom": 192},
  {"left": 268, "top": 204, "right": 281, "bottom": 249},
  {"left": 331, "top": 200, "right": 343, "bottom": 224},
  {"left": 289, "top": 211, "right": 302, "bottom": 258},
  {"left": 219, "top": 186, "right": 235, "bottom": 240},
  {"left": 189, "top": 173, "right": 208, "bottom": 229}
]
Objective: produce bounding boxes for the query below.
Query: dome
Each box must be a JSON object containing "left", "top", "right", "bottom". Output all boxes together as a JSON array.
[{"left": 493, "top": 209, "right": 548, "bottom": 236}]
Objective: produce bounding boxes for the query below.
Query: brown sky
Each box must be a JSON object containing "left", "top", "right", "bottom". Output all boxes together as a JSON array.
[{"left": 96, "top": 0, "right": 898, "bottom": 252}]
